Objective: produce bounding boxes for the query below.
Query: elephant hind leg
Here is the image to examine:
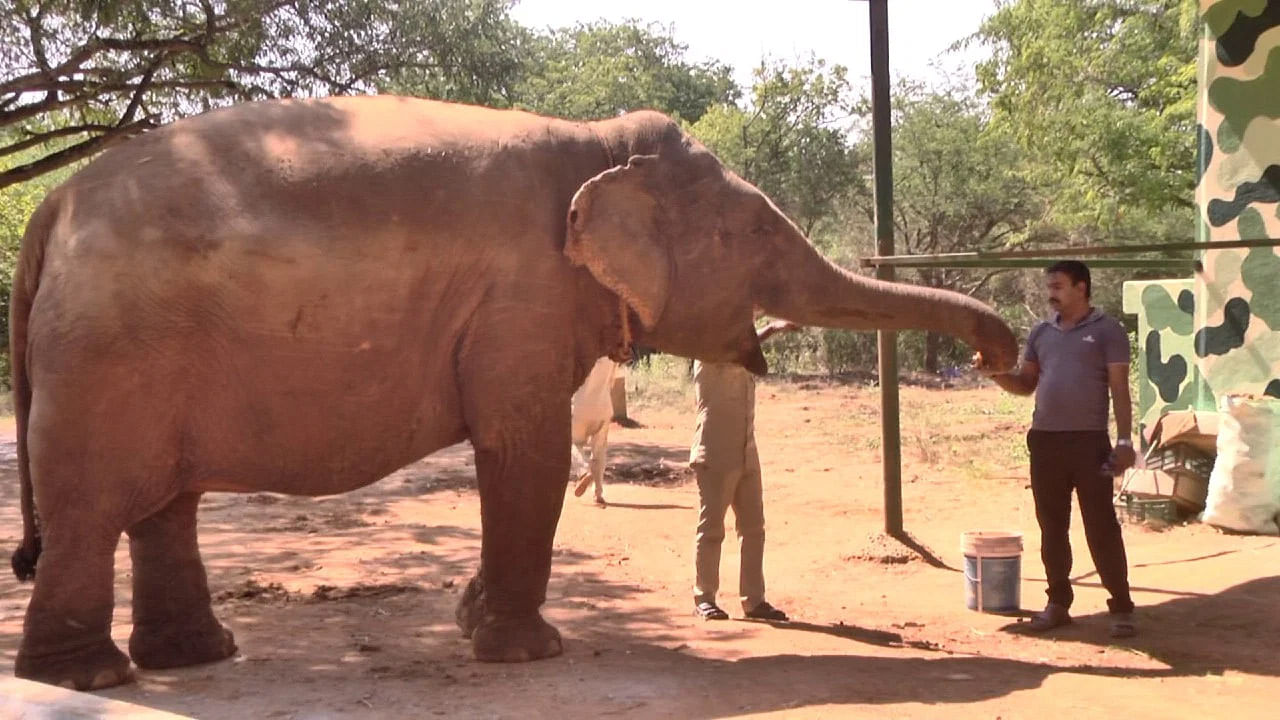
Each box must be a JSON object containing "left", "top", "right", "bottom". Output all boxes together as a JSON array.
[
  {"left": 455, "top": 571, "right": 485, "bottom": 638},
  {"left": 14, "top": 514, "right": 132, "bottom": 690},
  {"left": 126, "top": 492, "right": 237, "bottom": 669}
]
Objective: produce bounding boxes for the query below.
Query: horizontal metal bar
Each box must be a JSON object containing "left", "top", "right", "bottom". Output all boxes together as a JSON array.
[
  {"left": 859, "top": 237, "right": 1280, "bottom": 267},
  {"left": 859, "top": 258, "right": 1198, "bottom": 270}
]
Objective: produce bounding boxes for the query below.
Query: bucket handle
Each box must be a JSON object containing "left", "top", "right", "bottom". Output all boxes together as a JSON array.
[{"left": 970, "top": 553, "right": 985, "bottom": 612}]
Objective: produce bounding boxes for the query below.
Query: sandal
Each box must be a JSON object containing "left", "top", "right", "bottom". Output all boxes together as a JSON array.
[
  {"left": 744, "top": 601, "right": 789, "bottom": 621},
  {"left": 1027, "top": 603, "right": 1072, "bottom": 632},
  {"left": 1109, "top": 613, "right": 1136, "bottom": 638},
  {"left": 695, "top": 601, "right": 729, "bottom": 620}
]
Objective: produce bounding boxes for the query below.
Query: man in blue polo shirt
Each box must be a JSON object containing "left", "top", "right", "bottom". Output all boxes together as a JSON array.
[{"left": 987, "top": 260, "right": 1137, "bottom": 638}]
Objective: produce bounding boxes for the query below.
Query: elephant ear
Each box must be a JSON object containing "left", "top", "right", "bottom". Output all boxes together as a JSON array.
[{"left": 565, "top": 155, "right": 670, "bottom": 330}]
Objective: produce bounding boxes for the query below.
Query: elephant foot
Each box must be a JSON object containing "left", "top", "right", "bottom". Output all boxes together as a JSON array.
[
  {"left": 455, "top": 573, "right": 486, "bottom": 639},
  {"left": 129, "top": 619, "right": 237, "bottom": 670},
  {"left": 472, "top": 612, "right": 563, "bottom": 663},
  {"left": 455, "top": 572, "right": 562, "bottom": 661},
  {"left": 15, "top": 638, "right": 135, "bottom": 690}
]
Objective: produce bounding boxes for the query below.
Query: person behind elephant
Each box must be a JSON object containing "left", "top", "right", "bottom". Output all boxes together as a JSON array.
[
  {"left": 690, "top": 317, "right": 800, "bottom": 621},
  {"left": 983, "top": 260, "right": 1137, "bottom": 638}
]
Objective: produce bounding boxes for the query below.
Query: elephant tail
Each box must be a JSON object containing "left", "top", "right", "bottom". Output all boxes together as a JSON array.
[{"left": 9, "top": 191, "right": 55, "bottom": 582}]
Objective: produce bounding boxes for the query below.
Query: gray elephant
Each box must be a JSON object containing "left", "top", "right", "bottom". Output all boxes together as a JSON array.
[{"left": 7, "top": 96, "right": 1018, "bottom": 690}]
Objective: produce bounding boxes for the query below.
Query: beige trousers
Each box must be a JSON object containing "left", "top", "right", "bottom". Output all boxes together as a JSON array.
[
  {"left": 693, "top": 443, "right": 767, "bottom": 611},
  {"left": 690, "top": 360, "right": 767, "bottom": 611}
]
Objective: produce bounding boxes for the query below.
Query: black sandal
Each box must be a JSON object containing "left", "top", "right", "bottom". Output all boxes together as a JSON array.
[
  {"left": 1109, "top": 613, "right": 1136, "bottom": 638},
  {"left": 744, "top": 601, "right": 789, "bottom": 621},
  {"left": 695, "top": 601, "right": 729, "bottom": 620}
]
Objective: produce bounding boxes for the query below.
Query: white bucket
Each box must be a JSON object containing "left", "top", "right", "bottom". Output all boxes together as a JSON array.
[{"left": 961, "top": 531, "right": 1023, "bottom": 613}]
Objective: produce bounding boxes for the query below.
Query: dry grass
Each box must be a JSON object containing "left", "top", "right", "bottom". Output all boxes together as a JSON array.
[{"left": 624, "top": 354, "right": 694, "bottom": 412}]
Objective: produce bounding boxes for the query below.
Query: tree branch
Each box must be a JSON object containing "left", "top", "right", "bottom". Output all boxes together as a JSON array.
[
  {"left": 0, "top": 118, "right": 156, "bottom": 190},
  {"left": 118, "top": 59, "right": 160, "bottom": 127},
  {"left": 0, "top": 93, "right": 85, "bottom": 127},
  {"left": 26, "top": 5, "right": 52, "bottom": 73},
  {"left": 1, "top": 35, "right": 205, "bottom": 96},
  {"left": 963, "top": 269, "right": 1009, "bottom": 297},
  {"left": 0, "top": 122, "right": 138, "bottom": 158}
]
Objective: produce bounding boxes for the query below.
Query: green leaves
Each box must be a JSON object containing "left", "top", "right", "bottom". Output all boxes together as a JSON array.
[
  {"left": 508, "top": 20, "right": 737, "bottom": 122},
  {"left": 0, "top": 169, "right": 59, "bottom": 383},
  {"left": 974, "top": 0, "right": 1199, "bottom": 241},
  {"left": 1, "top": 0, "right": 529, "bottom": 188},
  {"left": 689, "top": 57, "right": 861, "bottom": 237},
  {"left": 884, "top": 80, "right": 1039, "bottom": 260}
]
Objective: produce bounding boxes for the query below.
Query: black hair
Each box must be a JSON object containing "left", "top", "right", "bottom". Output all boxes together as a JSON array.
[{"left": 1045, "top": 260, "right": 1091, "bottom": 299}]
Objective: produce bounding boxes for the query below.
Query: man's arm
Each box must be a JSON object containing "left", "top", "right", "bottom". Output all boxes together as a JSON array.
[
  {"left": 989, "top": 360, "right": 1040, "bottom": 396},
  {"left": 1108, "top": 363, "right": 1133, "bottom": 443},
  {"left": 1107, "top": 363, "right": 1136, "bottom": 471},
  {"left": 757, "top": 319, "right": 801, "bottom": 344}
]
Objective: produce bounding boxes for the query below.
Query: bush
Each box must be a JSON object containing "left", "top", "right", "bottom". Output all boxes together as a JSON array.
[
  {"left": 0, "top": 182, "right": 49, "bottom": 391},
  {"left": 625, "top": 352, "right": 694, "bottom": 410},
  {"left": 764, "top": 327, "right": 978, "bottom": 377}
]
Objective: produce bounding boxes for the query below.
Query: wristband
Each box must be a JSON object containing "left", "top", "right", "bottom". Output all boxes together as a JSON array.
[{"left": 1116, "top": 438, "right": 1132, "bottom": 447}]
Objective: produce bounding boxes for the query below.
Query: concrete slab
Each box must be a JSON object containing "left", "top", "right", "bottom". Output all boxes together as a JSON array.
[{"left": 0, "top": 677, "right": 191, "bottom": 719}]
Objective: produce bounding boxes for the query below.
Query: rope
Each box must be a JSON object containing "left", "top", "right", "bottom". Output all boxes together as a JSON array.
[{"left": 610, "top": 296, "right": 633, "bottom": 363}]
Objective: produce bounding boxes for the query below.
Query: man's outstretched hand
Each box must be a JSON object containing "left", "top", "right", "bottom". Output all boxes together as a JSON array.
[{"left": 971, "top": 351, "right": 1004, "bottom": 377}]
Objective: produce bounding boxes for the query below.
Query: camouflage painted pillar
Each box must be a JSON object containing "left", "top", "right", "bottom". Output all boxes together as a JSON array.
[
  {"left": 1122, "top": 279, "right": 1199, "bottom": 438},
  {"left": 1197, "top": 0, "right": 1280, "bottom": 402},
  {"left": 1125, "top": 0, "right": 1280, "bottom": 441}
]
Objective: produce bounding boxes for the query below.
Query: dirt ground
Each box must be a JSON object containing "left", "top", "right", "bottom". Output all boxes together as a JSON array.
[{"left": 1, "top": 378, "right": 1277, "bottom": 719}]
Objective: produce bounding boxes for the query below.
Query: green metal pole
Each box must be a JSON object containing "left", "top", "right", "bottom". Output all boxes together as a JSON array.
[
  {"left": 859, "top": 237, "right": 1280, "bottom": 264},
  {"left": 869, "top": 0, "right": 902, "bottom": 536},
  {"left": 859, "top": 257, "right": 1197, "bottom": 270}
]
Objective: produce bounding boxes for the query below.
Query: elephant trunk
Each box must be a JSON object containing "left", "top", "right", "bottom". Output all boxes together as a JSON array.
[{"left": 758, "top": 237, "right": 1020, "bottom": 372}]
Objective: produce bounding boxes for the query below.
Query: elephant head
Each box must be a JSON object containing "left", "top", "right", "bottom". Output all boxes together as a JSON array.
[{"left": 565, "top": 113, "right": 1019, "bottom": 374}]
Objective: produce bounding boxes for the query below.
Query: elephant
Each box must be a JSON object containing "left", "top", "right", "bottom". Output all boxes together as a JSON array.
[{"left": 6, "top": 95, "right": 1019, "bottom": 690}]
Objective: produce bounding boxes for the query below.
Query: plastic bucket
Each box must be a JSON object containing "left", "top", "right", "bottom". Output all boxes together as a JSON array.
[{"left": 961, "top": 531, "right": 1023, "bottom": 613}]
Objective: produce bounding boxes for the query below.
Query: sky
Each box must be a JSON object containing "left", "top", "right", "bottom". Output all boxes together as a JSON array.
[{"left": 509, "top": 0, "right": 1002, "bottom": 88}]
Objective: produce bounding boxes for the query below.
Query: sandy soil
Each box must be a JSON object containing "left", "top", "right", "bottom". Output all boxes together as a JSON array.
[{"left": 1, "top": 379, "right": 1277, "bottom": 719}]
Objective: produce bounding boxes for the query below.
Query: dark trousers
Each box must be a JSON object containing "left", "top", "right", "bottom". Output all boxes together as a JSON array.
[{"left": 1027, "top": 430, "right": 1134, "bottom": 614}]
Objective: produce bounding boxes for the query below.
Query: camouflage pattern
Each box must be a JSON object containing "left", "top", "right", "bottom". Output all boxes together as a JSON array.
[{"left": 1125, "top": 0, "right": 1280, "bottom": 442}]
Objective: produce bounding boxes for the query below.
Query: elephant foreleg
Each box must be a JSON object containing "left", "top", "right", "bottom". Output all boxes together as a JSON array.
[
  {"left": 461, "top": 386, "right": 571, "bottom": 662},
  {"left": 468, "top": 437, "right": 568, "bottom": 661},
  {"left": 126, "top": 492, "right": 237, "bottom": 669}
]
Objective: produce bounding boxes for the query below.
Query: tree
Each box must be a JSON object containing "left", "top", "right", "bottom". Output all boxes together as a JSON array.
[
  {"left": 510, "top": 20, "right": 738, "bottom": 122},
  {"left": 689, "top": 57, "right": 862, "bottom": 238},
  {"left": 972, "top": 0, "right": 1200, "bottom": 242},
  {"left": 0, "top": 0, "right": 527, "bottom": 188},
  {"left": 849, "top": 80, "right": 1044, "bottom": 372},
  {"left": 0, "top": 166, "right": 60, "bottom": 388}
]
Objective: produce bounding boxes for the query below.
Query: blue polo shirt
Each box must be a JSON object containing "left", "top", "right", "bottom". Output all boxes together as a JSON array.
[{"left": 1025, "top": 308, "right": 1130, "bottom": 432}]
